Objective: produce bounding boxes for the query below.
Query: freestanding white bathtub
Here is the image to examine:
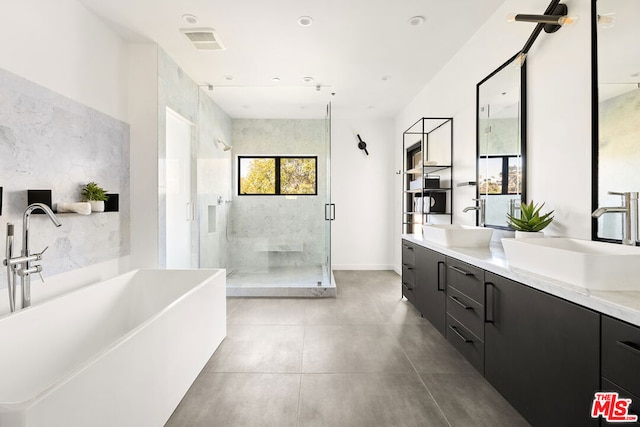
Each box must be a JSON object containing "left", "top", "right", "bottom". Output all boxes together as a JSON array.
[{"left": 0, "top": 269, "right": 226, "bottom": 427}]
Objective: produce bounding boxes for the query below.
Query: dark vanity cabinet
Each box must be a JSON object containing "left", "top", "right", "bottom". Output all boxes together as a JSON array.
[
  {"left": 484, "top": 272, "right": 601, "bottom": 427},
  {"left": 414, "top": 245, "right": 446, "bottom": 335},
  {"left": 445, "top": 257, "right": 485, "bottom": 374},
  {"left": 601, "top": 316, "right": 640, "bottom": 425},
  {"left": 401, "top": 241, "right": 416, "bottom": 305},
  {"left": 401, "top": 239, "right": 446, "bottom": 335}
]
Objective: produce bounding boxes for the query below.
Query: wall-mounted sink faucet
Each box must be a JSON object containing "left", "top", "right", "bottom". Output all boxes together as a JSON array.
[
  {"left": 463, "top": 198, "right": 486, "bottom": 227},
  {"left": 3, "top": 203, "right": 62, "bottom": 312},
  {"left": 592, "top": 191, "right": 638, "bottom": 246}
]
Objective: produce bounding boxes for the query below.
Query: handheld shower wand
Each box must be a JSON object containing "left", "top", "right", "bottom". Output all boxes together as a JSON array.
[{"left": 4, "top": 223, "right": 16, "bottom": 312}]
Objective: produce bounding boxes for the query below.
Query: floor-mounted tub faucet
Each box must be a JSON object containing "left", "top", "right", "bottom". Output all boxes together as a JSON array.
[
  {"left": 592, "top": 191, "right": 638, "bottom": 246},
  {"left": 463, "top": 198, "right": 486, "bottom": 227},
  {"left": 3, "top": 203, "right": 62, "bottom": 312}
]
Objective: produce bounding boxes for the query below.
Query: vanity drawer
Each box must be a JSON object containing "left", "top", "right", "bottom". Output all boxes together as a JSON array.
[
  {"left": 402, "top": 282, "right": 415, "bottom": 304},
  {"left": 600, "top": 378, "right": 640, "bottom": 426},
  {"left": 447, "top": 286, "right": 484, "bottom": 340},
  {"left": 402, "top": 264, "right": 415, "bottom": 286},
  {"left": 446, "top": 257, "right": 484, "bottom": 304},
  {"left": 446, "top": 314, "right": 484, "bottom": 374},
  {"left": 602, "top": 316, "right": 640, "bottom": 396},
  {"left": 402, "top": 241, "right": 416, "bottom": 266}
]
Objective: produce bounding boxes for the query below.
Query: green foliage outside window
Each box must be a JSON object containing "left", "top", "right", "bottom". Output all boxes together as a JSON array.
[
  {"left": 280, "top": 158, "right": 316, "bottom": 194},
  {"left": 239, "top": 157, "right": 317, "bottom": 195},
  {"left": 240, "top": 158, "right": 276, "bottom": 194}
]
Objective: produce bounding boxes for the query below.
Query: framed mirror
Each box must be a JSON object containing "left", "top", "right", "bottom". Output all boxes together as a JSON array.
[
  {"left": 592, "top": 0, "right": 640, "bottom": 243},
  {"left": 476, "top": 53, "right": 526, "bottom": 229}
]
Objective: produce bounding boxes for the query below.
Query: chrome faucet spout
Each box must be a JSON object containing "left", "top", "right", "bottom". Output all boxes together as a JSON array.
[
  {"left": 24, "top": 203, "right": 62, "bottom": 229},
  {"left": 591, "top": 206, "right": 625, "bottom": 218},
  {"left": 463, "top": 198, "right": 486, "bottom": 227},
  {"left": 592, "top": 192, "right": 638, "bottom": 245}
]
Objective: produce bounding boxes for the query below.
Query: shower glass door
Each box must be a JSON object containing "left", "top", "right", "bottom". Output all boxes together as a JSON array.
[
  {"left": 324, "top": 103, "right": 333, "bottom": 285},
  {"left": 225, "top": 105, "right": 333, "bottom": 293}
]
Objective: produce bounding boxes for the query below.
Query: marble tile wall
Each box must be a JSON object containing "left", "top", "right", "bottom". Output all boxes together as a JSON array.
[
  {"left": 0, "top": 67, "right": 130, "bottom": 288},
  {"left": 157, "top": 50, "right": 232, "bottom": 269},
  {"left": 197, "top": 89, "right": 232, "bottom": 269},
  {"left": 229, "top": 119, "right": 328, "bottom": 272}
]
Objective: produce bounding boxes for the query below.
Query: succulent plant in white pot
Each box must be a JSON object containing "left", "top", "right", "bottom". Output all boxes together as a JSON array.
[
  {"left": 506, "top": 201, "right": 554, "bottom": 238},
  {"left": 81, "top": 182, "right": 109, "bottom": 212}
]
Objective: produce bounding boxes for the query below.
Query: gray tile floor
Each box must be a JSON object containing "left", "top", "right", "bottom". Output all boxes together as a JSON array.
[{"left": 166, "top": 270, "right": 530, "bottom": 427}]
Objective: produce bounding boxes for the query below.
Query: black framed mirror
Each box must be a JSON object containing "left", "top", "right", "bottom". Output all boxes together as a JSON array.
[
  {"left": 592, "top": 0, "right": 640, "bottom": 243},
  {"left": 476, "top": 53, "right": 527, "bottom": 229}
]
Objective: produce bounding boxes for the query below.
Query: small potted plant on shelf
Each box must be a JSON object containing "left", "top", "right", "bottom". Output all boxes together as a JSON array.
[
  {"left": 81, "top": 182, "right": 109, "bottom": 212},
  {"left": 506, "top": 201, "right": 554, "bottom": 238}
]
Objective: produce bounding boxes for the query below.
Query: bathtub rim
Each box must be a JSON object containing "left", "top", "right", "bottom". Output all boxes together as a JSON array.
[{"left": 0, "top": 268, "right": 225, "bottom": 412}]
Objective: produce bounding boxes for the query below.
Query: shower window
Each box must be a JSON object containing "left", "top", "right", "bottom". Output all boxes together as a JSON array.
[{"left": 238, "top": 156, "right": 317, "bottom": 195}]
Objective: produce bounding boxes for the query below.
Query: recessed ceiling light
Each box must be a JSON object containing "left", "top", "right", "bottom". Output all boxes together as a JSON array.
[
  {"left": 382, "top": 75, "right": 391, "bottom": 81},
  {"left": 367, "top": 105, "right": 376, "bottom": 110},
  {"left": 224, "top": 75, "right": 234, "bottom": 81},
  {"left": 303, "top": 76, "right": 314, "bottom": 83},
  {"left": 182, "top": 14, "right": 198, "bottom": 25},
  {"left": 408, "top": 16, "right": 426, "bottom": 26},
  {"left": 298, "top": 16, "right": 313, "bottom": 27},
  {"left": 272, "top": 77, "right": 281, "bottom": 82}
]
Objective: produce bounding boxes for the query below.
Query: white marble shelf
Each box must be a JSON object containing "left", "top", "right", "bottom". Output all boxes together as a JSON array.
[{"left": 402, "top": 233, "right": 640, "bottom": 328}]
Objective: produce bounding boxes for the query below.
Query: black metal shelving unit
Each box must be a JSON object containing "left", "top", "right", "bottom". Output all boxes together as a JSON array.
[{"left": 402, "top": 117, "right": 454, "bottom": 234}]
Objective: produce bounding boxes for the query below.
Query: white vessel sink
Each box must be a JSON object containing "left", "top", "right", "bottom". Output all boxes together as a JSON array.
[
  {"left": 422, "top": 224, "right": 494, "bottom": 248},
  {"left": 501, "top": 237, "right": 640, "bottom": 291}
]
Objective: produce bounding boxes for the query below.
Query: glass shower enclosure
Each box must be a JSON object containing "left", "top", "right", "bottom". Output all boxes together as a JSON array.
[{"left": 224, "top": 104, "right": 334, "bottom": 296}]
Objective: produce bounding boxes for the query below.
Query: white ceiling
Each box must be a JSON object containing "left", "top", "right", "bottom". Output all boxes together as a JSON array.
[{"left": 79, "top": 0, "right": 506, "bottom": 119}]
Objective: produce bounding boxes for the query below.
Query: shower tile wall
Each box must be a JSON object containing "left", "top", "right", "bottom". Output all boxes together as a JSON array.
[
  {"left": 198, "top": 90, "right": 232, "bottom": 269},
  {"left": 157, "top": 49, "right": 232, "bottom": 269},
  {"left": 229, "top": 119, "right": 326, "bottom": 273},
  {"left": 0, "top": 67, "right": 130, "bottom": 288}
]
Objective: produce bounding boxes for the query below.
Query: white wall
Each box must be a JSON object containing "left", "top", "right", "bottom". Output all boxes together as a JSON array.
[
  {"left": 394, "top": 0, "right": 593, "bottom": 270},
  {"left": 0, "top": 0, "right": 132, "bottom": 302},
  {"left": 128, "top": 44, "right": 159, "bottom": 269},
  {"left": 331, "top": 118, "right": 395, "bottom": 269},
  {"left": 0, "top": 0, "right": 128, "bottom": 122}
]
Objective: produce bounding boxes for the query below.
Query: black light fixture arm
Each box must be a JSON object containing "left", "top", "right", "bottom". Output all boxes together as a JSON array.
[
  {"left": 357, "top": 134, "right": 369, "bottom": 156},
  {"left": 519, "top": 0, "right": 568, "bottom": 56}
]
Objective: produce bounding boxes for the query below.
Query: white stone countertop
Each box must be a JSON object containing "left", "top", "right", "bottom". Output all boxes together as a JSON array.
[{"left": 402, "top": 234, "right": 640, "bottom": 328}]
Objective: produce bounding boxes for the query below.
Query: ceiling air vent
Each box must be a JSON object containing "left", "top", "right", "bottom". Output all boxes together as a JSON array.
[{"left": 180, "top": 28, "right": 225, "bottom": 51}]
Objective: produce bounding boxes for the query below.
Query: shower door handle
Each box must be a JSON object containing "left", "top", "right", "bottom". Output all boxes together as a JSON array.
[
  {"left": 186, "top": 202, "right": 195, "bottom": 221},
  {"left": 325, "top": 204, "right": 335, "bottom": 221}
]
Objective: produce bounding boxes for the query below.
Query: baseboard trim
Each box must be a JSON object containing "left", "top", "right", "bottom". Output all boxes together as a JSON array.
[{"left": 331, "top": 264, "right": 395, "bottom": 271}]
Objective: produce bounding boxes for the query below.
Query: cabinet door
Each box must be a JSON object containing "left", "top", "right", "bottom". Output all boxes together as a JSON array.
[
  {"left": 414, "top": 246, "right": 446, "bottom": 335},
  {"left": 484, "top": 272, "right": 600, "bottom": 427}
]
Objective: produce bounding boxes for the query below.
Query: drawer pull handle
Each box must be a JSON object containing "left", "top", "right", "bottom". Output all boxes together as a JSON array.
[
  {"left": 403, "top": 245, "right": 414, "bottom": 251},
  {"left": 402, "top": 264, "right": 414, "bottom": 270},
  {"left": 449, "top": 295, "right": 473, "bottom": 310},
  {"left": 617, "top": 340, "right": 640, "bottom": 356},
  {"left": 402, "top": 282, "right": 414, "bottom": 291},
  {"left": 449, "top": 265, "right": 473, "bottom": 276},
  {"left": 485, "top": 282, "right": 495, "bottom": 323},
  {"left": 437, "top": 261, "right": 445, "bottom": 292},
  {"left": 449, "top": 325, "right": 472, "bottom": 343}
]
